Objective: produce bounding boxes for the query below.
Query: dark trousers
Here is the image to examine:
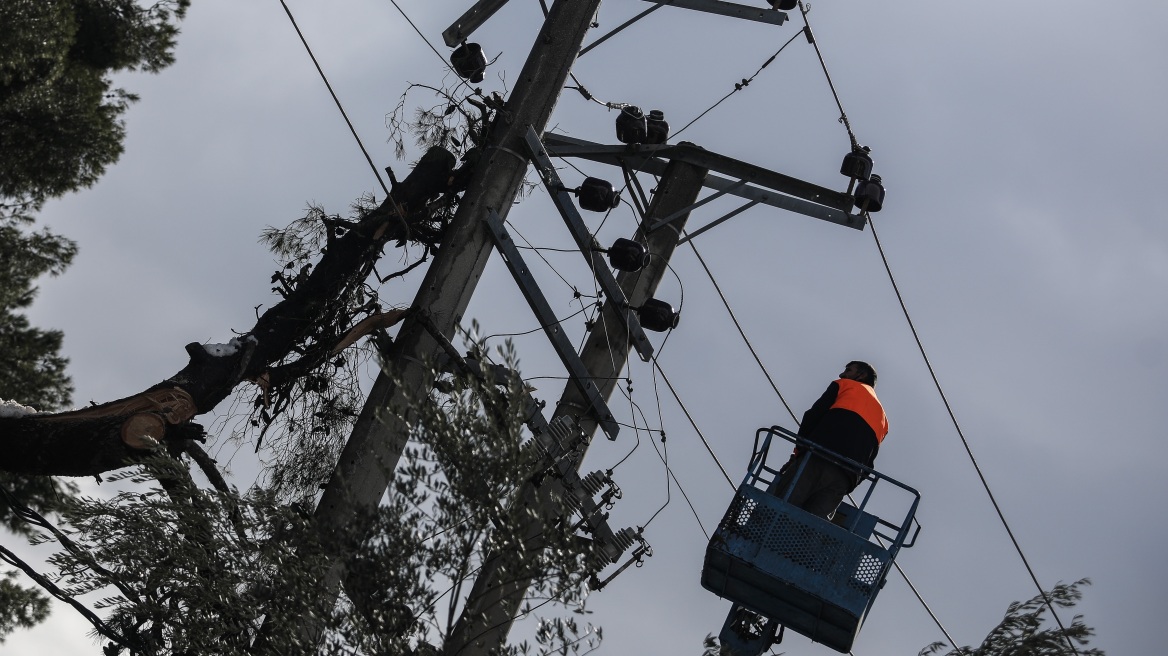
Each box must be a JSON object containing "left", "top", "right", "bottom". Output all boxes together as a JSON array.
[{"left": 768, "top": 455, "right": 854, "bottom": 519}]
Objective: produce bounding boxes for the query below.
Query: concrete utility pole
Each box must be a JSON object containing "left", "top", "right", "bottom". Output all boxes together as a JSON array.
[
  {"left": 307, "top": 0, "right": 604, "bottom": 623},
  {"left": 446, "top": 157, "right": 710, "bottom": 655}
]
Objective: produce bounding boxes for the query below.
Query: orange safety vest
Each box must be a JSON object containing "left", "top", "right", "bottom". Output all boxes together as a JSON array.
[{"left": 831, "top": 378, "right": 888, "bottom": 443}]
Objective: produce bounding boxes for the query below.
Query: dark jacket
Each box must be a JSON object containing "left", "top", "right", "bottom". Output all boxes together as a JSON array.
[{"left": 797, "top": 379, "right": 887, "bottom": 478}]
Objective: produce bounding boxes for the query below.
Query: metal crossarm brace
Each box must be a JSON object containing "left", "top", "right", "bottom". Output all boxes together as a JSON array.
[
  {"left": 580, "top": 0, "right": 786, "bottom": 58},
  {"left": 523, "top": 127, "right": 656, "bottom": 362},
  {"left": 442, "top": 0, "right": 512, "bottom": 47},
  {"left": 679, "top": 198, "right": 763, "bottom": 244},
  {"left": 649, "top": 179, "right": 748, "bottom": 232},
  {"left": 640, "top": 0, "right": 788, "bottom": 25},
  {"left": 621, "top": 162, "right": 653, "bottom": 219},
  {"left": 483, "top": 209, "right": 620, "bottom": 440},
  {"left": 542, "top": 133, "right": 866, "bottom": 230}
]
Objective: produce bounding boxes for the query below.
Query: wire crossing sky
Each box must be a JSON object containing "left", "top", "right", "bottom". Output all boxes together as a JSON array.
[{"left": 12, "top": 1, "right": 1167, "bottom": 654}]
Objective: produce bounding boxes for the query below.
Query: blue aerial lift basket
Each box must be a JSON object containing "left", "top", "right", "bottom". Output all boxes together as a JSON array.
[{"left": 701, "top": 426, "right": 920, "bottom": 654}]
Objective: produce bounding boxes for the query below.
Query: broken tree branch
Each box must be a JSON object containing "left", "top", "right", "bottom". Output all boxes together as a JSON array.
[{"left": 0, "top": 166, "right": 465, "bottom": 478}]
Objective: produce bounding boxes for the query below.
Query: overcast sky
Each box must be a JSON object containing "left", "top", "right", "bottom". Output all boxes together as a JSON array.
[{"left": 10, "top": 1, "right": 1168, "bottom": 654}]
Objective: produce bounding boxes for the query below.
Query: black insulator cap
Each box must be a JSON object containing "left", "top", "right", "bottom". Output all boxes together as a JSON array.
[
  {"left": 637, "top": 298, "right": 680, "bottom": 332},
  {"left": 451, "top": 43, "right": 487, "bottom": 83},
  {"left": 854, "top": 174, "right": 885, "bottom": 213},
  {"left": 645, "top": 109, "right": 669, "bottom": 145},
  {"left": 840, "top": 146, "right": 873, "bottom": 180},
  {"left": 770, "top": 0, "right": 798, "bottom": 10},
  {"left": 578, "top": 177, "right": 621, "bottom": 212},
  {"left": 608, "top": 238, "right": 650, "bottom": 272},
  {"left": 616, "top": 105, "right": 647, "bottom": 145}
]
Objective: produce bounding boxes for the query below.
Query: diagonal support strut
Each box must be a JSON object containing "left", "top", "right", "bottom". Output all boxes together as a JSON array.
[
  {"left": 523, "top": 127, "right": 657, "bottom": 362},
  {"left": 482, "top": 209, "right": 620, "bottom": 440}
]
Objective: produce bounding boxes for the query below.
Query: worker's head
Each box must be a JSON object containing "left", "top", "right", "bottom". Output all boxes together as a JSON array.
[{"left": 841, "top": 361, "right": 877, "bottom": 387}]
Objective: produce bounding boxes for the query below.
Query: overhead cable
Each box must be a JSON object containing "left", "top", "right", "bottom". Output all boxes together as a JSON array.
[
  {"left": 867, "top": 217, "right": 1081, "bottom": 656},
  {"left": 796, "top": 1, "right": 859, "bottom": 150},
  {"left": 890, "top": 559, "right": 967, "bottom": 655},
  {"left": 387, "top": 0, "right": 448, "bottom": 66},
  {"left": 506, "top": 219, "right": 598, "bottom": 299},
  {"left": 643, "top": 444, "right": 711, "bottom": 539},
  {"left": 478, "top": 303, "right": 595, "bottom": 342},
  {"left": 640, "top": 363, "right": 712, "bottom": 539},
  {"left": 672, "top": 27, "right": 804, "bottom": 142},
  {"left": 578, "top": 2, "right": 671, "bottom": 58},
  {"left": 276, "top": 0, "right": 389, "bottom": 195},
  {"left": 684, "top": 239, "right": 800, "bottom": 425},
  {"left": 651, "top": 360, "right": 735, "bottom": 489}
]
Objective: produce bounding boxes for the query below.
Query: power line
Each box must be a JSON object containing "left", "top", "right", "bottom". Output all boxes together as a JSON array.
[
  {"left": 560, "top": 10, "right": 806, "bottom": 244},
  {"left": 556, "top": 20, "right": 969, "bottom": 656},
  {"left": 440, "top": 7, "right": 971, "bottom": 654},
  {"left": 577, "top": 1, "right": 672, "bottom": 59},
  {"left": 477, "top": 303, "right": 595, "bottom": 342},
  {"left": 683, "top": 238, "right": 800, "bottom": 425},
  {"left": 651, "top": 8, "right": 1056, "bottom": 648},
  {"left": 387, "top": 0, "right": 448, "bottom": 66},
  {"left": 546, "top": 246, "right": 699, "bottom": 530},
  {"left": 622, "top": 356, "right": 713, "bottom": 539},
  {"left": 672, "top": 27, "right": 804, "bottom": 142},
  {"left": 651, "top": 359, "right": 735, "bottom": 489},
  {"left": 866, "top": 216, "right": 1081, "bottom": 655},
  {"left": 644, "top": 450, "right": 710, "bottom": 540},
  {"left": 566, "top": 72, "right": 635, "bottom": 111},
  {"left": 387, "top": 0, "right": 494, "bottom": 102},
  {"left": 889, "top": 559, "right": 967, "bottom": 655},
  {"left": 276, "top": 0, "right": 389, "bottom": 196},
  {"left": 795, "top": 1, "right": 859, "bottom": 150},
  {"left": 640, "top": 314, "right": 682, "bottom": 530},
  {"left": 505, "top": 218, "right": 599, "bottom": 299},
  {"left": 685, "top": 227, "right": 970, "bottom": 651},
  {"left": 530, "top": 219, "right": 720, "bottom": 536}
]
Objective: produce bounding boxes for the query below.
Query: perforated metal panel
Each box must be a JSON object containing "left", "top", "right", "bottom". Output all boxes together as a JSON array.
[{"left": 702, "top": 486, "right": 893, "bottom": 653}]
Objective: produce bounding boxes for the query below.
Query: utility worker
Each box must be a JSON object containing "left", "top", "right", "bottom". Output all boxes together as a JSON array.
[{"left": 771, "top": 361, "right": 888, "bottom": 519}]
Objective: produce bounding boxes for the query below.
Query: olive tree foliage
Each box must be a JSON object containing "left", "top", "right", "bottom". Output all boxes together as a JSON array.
[
  {"left": 919, "top": 579, "right": 1103, "bottom": 656},
  {"left": 42, "top": 340, "right": 603, "bottom": 655},
  {"left": 698, "top": 580, "right": 1102, "bottom": 656},
  {"left": 0, "top": 0, "right": 190, "bottom": 223}
]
